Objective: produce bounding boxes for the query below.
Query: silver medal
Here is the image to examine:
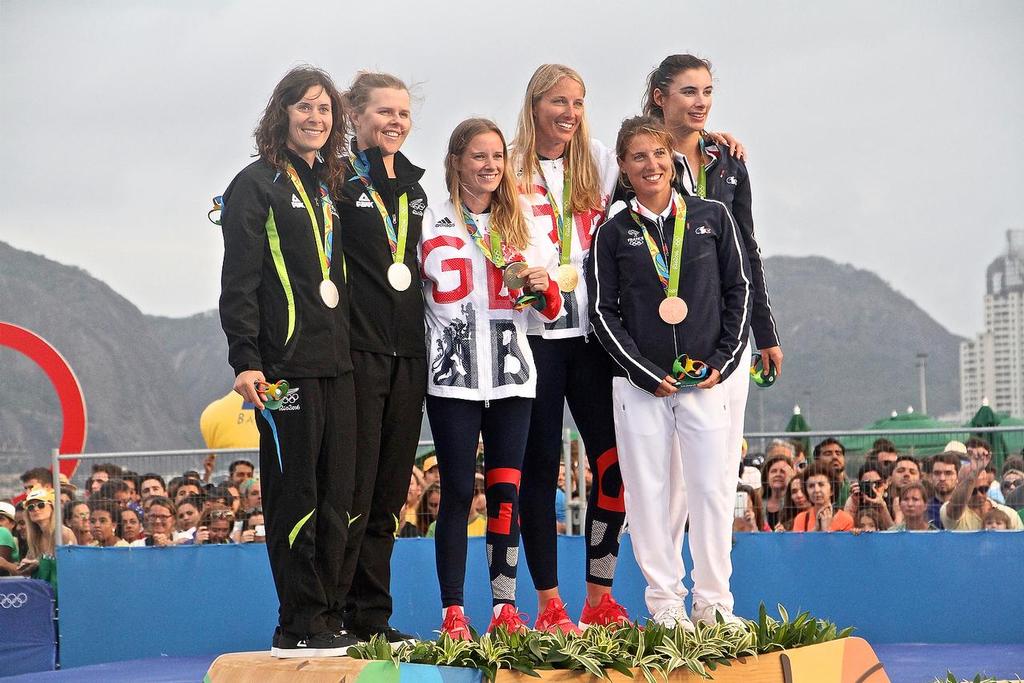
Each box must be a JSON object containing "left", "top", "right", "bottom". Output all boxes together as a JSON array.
[
  {"left": 319, "top": 279, "right": 340, "bottom": 308},
  {"left": 387, "top": 262, "right": 412, "bottom": 291}
]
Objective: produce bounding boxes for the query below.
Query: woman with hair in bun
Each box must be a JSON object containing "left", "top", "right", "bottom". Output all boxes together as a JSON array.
[
  {"left": 588, "top": 115, "right": 751, "bottom": 629},
  {"left": 422, "top": 117, "right": 563, "bottom": 639},
  {"left": 512, "top": 63, "right": 628, "bottom": 634},
  {"left": 643, "top": 52, "right": 783, "bottom": 467},
  {"left": 335, "top": 71, "right": 427, "bottom": 647},
  {"left": 219, "top": 66, "right": 355, "bottom": 657}
]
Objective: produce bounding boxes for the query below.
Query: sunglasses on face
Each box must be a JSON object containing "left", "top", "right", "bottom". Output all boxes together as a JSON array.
[
  {"left": 26, "top": 502, "right": 49, "bottom": 512},
  {"left": 1003, "top": 479, "right": 1022, "bottom": 491},
  {"left": 972, "top": 486, "right": 989, "bottom": 497},
  {"left": 210, "top": 510, "right": 234, "bottom": 520}
]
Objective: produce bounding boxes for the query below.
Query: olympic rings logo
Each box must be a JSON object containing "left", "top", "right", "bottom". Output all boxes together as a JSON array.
[
  {"left": 0, "top": 593, "right": 28, "bottom": 608},
  {"left": 281, "top": 390, "right": 299, "bottom": 405}
]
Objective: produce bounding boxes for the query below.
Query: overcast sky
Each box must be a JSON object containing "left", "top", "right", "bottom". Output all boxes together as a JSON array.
[{"left": 2, "top": 0, "right": 1021, "bottom": 338}]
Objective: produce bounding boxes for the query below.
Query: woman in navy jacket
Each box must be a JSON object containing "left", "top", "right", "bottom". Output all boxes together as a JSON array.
[{"left": 588, "top": 115, "right": 751, "bottom": 629}]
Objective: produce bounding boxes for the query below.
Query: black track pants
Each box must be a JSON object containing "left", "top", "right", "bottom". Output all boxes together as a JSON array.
[
  {"left": 255, "top": 374, "right": 357, "bottom": 638},
  {"left": 341, "top": 351, "right": 427, "bottom": 630},
  {"left": 426, "top": 395, "right": 531, "bottom": 607},
  {"left": 519, "top": 336, "right": 625, "bottom": 590}
]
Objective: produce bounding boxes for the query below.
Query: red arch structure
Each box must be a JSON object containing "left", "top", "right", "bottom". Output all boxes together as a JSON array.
[{"left": 0, "top": 322, "right": 87, "bottom": 480}]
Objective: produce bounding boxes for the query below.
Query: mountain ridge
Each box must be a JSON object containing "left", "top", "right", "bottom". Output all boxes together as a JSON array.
[{"left": 0, "top": 241, "right": 963, "bottom": 474}]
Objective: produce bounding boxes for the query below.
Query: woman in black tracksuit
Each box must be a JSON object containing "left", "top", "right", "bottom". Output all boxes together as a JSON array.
[
  {"left": 334, "top": 71, "right": 427, "bottom": 645},
  {"left": 588, "top": 115, "right": 751, "bottom": 628},
  {"left": 219, "top": 67, "right": 355, "bottom": 657}
]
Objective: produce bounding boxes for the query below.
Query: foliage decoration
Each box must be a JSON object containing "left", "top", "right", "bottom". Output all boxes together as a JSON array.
[{"left": 347, "top": 603, "right": 854, "bottom": 681}]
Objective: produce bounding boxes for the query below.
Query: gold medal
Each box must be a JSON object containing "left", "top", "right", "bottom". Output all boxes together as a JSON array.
[
  {"left": 556, "top": 264, "right": 578, "bottom": 292},
  {"left": 658, "top": 296, "right": 688, "bottom": 325},
  {"left": 319, "top": 280, "right": 340, "bottom": 309},
  {"left": 387, "top": 263, "right": 412, "bottom": 292},
  {"left": 503, "top": 261, "right": 528, "bottom": 289}
]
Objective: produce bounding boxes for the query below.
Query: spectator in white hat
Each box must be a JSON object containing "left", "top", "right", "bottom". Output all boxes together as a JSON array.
[{"left": 0, "top": 502, "right": 20, "bottom": 575}]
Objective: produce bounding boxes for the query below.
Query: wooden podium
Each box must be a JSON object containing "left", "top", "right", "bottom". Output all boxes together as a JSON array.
[{"left": 204, "top": 637, "right": 888, "bottom": 683}]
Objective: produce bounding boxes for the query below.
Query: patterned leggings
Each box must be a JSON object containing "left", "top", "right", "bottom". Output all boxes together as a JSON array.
[
  {"left": 519, "top": 336, "right": 625, "bottom": 590},
  {"left": 426, "top": 395, "right": 532, "bottom": 607}
]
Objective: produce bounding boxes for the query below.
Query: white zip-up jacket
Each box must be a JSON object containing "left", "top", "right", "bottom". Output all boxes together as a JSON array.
[
  {"left": 517, "top": 139, "right": 619, "bottom": 339},
  {"left": 420, "top": 198, "right": 563, "bottom": 401}
]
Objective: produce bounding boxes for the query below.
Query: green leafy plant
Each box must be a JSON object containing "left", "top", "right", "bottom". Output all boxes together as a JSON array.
[
  {"left": 347, "top": 603, "right": 853, "bottom": 681},
  {"left": 933, "top": 674, "right": 1012, "bottom": 683}
]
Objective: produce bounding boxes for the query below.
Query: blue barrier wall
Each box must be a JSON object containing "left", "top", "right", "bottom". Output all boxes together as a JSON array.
[
  {"left": 57, "top": 532, "right": 1024, "bottom": 668},
  {"left": 0, "top": 577, "right": 56, "bottom": 675}
]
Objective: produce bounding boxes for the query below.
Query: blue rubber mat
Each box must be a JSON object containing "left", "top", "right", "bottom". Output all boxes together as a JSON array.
[
  {"left": 1, "top": 655, "right": 217, "bottom": 682},
  {"left": 874, "top": 643, "right": 1024, "bottom": 683}
]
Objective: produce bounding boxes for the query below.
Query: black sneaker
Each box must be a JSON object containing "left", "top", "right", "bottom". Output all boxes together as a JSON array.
[
  {"left": 271, "top": 629, "right": 359, "bottom": 659},
  {"left": 349, "top": 624, "right": 417, "bottom": 649}
]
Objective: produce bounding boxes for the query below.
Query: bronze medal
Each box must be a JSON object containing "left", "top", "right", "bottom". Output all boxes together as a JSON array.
[
  {"left": 503, "top": 261, "right": 528, "bottom": 289},
  {"left": 658, "top": 296, "right": 688, "bottom": 325}
]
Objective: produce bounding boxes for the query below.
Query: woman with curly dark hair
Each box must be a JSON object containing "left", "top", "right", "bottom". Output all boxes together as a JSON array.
[{"left": 218, "top": 65, "right": 357, "bottom": 658}]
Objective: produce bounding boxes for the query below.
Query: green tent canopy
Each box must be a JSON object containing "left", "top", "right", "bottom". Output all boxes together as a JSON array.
[
  {"left": 844, "top": 411, "right": 959, "bottom": 456},
  {"left": 784, "top": 405, "right": 811, "bottom": 458},
  {"left": 968, "top": 404, "right": 1009, "bottom": 470},
  {"left": 996, "top": 414, "right": 1024, "bottom": 457}
]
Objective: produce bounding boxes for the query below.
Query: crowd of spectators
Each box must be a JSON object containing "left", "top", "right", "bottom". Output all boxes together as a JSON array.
[
  {"left": 0, "top": 459, "right": 264, "bottom": 589},
  {"left": 3, "top": 435, "right": 1022, "bottom": 591},
  {"left": 737, "top": 436, "right": 1024, "bottom": 533}
]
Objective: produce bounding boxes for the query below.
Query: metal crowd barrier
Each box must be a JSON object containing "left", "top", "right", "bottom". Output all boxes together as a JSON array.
[{"left": 49, "top": 425, "right": 1024, "bottom": 547}]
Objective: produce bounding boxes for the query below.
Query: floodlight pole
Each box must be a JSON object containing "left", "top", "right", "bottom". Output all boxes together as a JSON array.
[{"left": 916, "top": 352, "right": 928, "bottom": 415}]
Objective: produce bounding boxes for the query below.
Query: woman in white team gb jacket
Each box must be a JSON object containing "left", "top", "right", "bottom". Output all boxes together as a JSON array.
[
  {"left": 511, "top": 63, "right": 630, "bottom": 634},
  {"left": 587, "top": 116, "right": 751, "bottom": 630},
  {"left": 420, "top": 118, "right": 562, "bottom": 640}
]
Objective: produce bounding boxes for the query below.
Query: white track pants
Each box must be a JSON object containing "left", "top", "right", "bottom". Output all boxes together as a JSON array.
[{"left": 612, "top": 376, "right": 737, "bottom": 615}]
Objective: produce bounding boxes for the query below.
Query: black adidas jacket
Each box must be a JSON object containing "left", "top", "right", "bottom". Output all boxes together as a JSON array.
[
  {"left": 219, "top": 151, "right": 352, "bottom": 379},
  {"left": 611, "top": 144, "right": 780, "bottom": 350},
  {"left": 587, "top": 194, "right": 751, "bottom": 396},
  {"left": 338, "top": 145, "right": 427, "bottom": 358}
]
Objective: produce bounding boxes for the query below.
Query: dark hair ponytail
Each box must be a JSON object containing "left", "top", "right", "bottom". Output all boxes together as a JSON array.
[{"left": 642, "top": 54, "right": 713, "bottom": 121}]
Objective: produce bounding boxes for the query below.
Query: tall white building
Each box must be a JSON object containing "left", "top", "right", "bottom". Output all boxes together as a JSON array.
[{"left": 960, "top": 230, "right": 1024, "bottom": 420}]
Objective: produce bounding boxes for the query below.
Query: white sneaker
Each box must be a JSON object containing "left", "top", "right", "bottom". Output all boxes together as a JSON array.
[
  {"left": 691, "top": 602, "right": 746, "bottom": 629},
  {"left": 650, "top": 604, "right": 695, "bottom": 632}
]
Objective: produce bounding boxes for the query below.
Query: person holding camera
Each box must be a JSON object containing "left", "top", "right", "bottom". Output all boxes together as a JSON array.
[{"left": 843, "top": 462, "right": 894, "bottom": 530}]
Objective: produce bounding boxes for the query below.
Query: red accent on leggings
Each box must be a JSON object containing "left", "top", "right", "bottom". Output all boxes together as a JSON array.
[
  {"left": 486, "top": 468, "right": 521, "bottom": 489},
  {"left": 488, "top": 501, "right": 513, "bottom": 535},
  {"left": 596, "top": 447, "right": 626, "bottom": 512}
]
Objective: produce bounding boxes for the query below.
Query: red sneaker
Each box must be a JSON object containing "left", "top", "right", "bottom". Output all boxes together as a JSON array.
[
  {"left": 578, "top": 594, "right": 631, "bottom": 630},
  {"left": 440, "top": 605, "right": 472, "bottom": 641},
  {"left": 535, "top": 598, "right": 583, "bottom": 635},
  {"left": 487, "top": 603, "right": 529, "bottom": 635}
]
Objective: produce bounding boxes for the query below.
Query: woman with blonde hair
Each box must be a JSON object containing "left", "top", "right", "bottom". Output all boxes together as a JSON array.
[
  {"left": 18, "top": 488, "right": 74, "bottom": 589},
  {"left": 511, "top": 63, "right": 629, "bottom": 634},
  {"left": 422, "top": 117, "right": 562, "bottom": 639},
  {"left": 336, "top": 71, "right": 428, "bottom": 647}
]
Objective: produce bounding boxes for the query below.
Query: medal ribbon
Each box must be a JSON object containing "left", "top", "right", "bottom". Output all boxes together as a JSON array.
[
  {"left": 540, "top": 162, "right": 573, "bottom": 266},
  {"left": 284, "top": 163, "right": 333, "bottom": 279},
  {"left": 696, "top": 137, "right": 707, "bottom": 199},
  {"left": 628, "top": 192, "right": 686, "bottom": 298},
  {"left": 461, "top": 208, "right": 506, "bottom": 269},
  {"left": 350, "top": 151, "right": 408, "bottom": 265}
]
